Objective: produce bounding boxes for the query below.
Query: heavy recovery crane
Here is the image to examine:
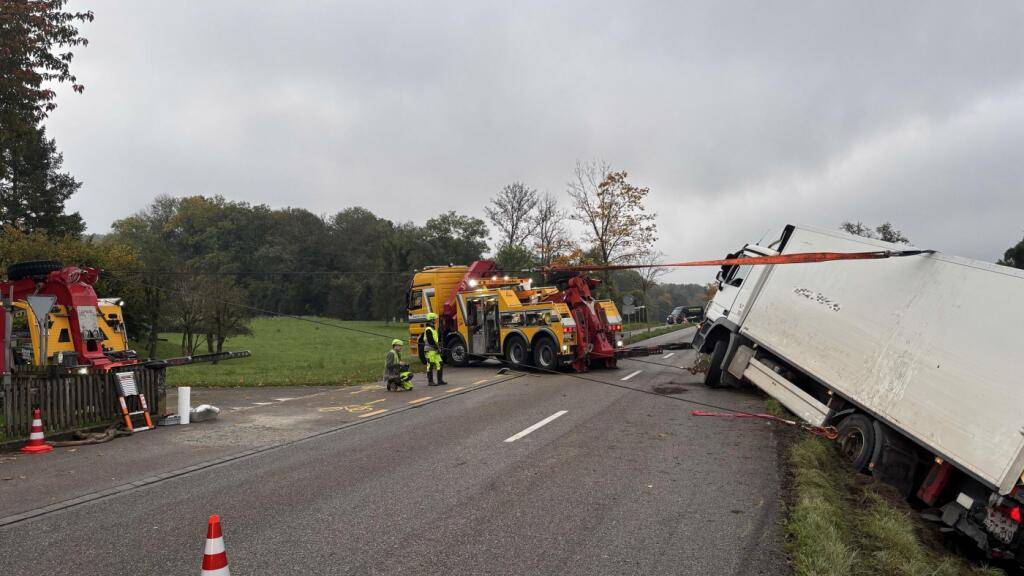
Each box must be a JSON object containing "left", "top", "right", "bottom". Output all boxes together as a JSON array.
[{"left": 407, "top": 260, "right": 671, "bottom": 372}]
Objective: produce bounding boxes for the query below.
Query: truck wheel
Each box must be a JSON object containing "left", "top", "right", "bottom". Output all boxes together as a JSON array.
[
  {"left": 417, "top": 337, "right": 427, "bottom": 365},
  {"left": 703, "top": 339, "right": 728, "bottom": 388},
  {"left": 504, "top": 336, "right": 529, "bottom": 367},
  {"left": 446, "top": 335, "right": 470, "bottom": 367},
  {"left": 836, "top": 414, "right": 877, "bottom": 472},
  {"left": 532, "top": 337, "right": 558, "bottom": 371},
  {"left": 7, "top": 260, "right": 64, "bottom": 281}
]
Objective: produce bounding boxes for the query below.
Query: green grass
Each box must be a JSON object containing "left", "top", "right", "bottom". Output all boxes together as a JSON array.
[
  {"left": 149, "top": 317, "right": 413, "bottom": 387},
  {"left": 622, "top": 322, "right": 691, "bottom": 345},
  {"left": 782, "top": 404, "right": 1004, "bottom": 576}
]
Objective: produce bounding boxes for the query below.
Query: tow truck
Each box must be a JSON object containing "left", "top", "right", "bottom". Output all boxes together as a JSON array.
[{"left": 407, "top": 260, "right": 662, "bottom": 372}]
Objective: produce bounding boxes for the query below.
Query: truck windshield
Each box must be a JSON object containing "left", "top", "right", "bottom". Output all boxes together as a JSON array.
[{"left": 726, "top": 264, "right": 752, "bottom": 287}]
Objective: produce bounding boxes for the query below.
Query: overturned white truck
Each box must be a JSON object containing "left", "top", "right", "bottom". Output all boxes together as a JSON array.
[{"left": 694, "top": 224, "right": 1024, "bottom": 563}]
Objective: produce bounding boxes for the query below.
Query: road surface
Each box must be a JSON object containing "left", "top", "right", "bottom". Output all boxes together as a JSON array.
[{"left": 0, "top": 328, "right": 787, "bottom": 575}]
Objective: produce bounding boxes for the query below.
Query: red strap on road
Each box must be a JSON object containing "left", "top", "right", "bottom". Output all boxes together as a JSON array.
[{"left": 546, "top": 249, "right": 933, "bottom": 273}]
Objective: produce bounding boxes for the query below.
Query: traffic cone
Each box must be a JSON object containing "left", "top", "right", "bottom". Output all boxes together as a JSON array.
[
  {"left": 20, "top": 409, "right": 53, "bottom": 454},
  {"left": 201, "top": 514, "right": 230, "bottom": 576}
]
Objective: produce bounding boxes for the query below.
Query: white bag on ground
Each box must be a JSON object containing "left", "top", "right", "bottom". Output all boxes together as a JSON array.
[{"left": 190, "top": 404, "right": 221, "bottom": 422}]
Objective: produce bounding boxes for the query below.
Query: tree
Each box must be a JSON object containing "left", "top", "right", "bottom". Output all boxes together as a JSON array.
[
  {"left": 531, "top": 191, "right": 573, "bottom": 267},
  {"left": 0, "top": 125, "right": 85, "bottom": 236},
  {"left": 495, "top": 243, "right": 534, "bottom": 274},
  {"left": 0, "top": 0, "right": 93, "bottom": 123},
  {"left": 485, "top": 182, "right": 537, "bottom": 249},
  {"left": 567, "top": 161, "right": 658, "bottom": 267},
  {"left": 201, "top": 277, "right": 253, "bottom": 356},
  {"left": 421, "top": 211, "right": 489, "bottom": 265},
  {"left": 634, "top": 249, "right": 668, "bottom": 325},
  {"left": 1, "top": 1, "right": 91, "bottom": 237},
  {"left": 997, "top": 234, "right": 1024, "bottom": 270},
  {"left": 840, "top": 221, "right": 910, "bottom": 244}
]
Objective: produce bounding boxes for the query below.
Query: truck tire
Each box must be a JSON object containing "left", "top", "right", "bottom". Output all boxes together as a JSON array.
[
  {"left": 836, "top": 414, "right": 877, "bottom": 472},
  {"left": 703, "top": 339, "right": 728, "bottom": 388},
  {"left": 446, "top": 335, "right": 470, "bottom": 367},
  {"left": 504, "top": 336, "right": 529, "bottom": 367},
  {"left": 7, "top": 260, "right": 64, "bottom": 281},
  {"left": 417, "top": 337, "right": 427, "bottom": 365},
  {"left": 532, "top": 337, "right": 559, "bottom": 371}
]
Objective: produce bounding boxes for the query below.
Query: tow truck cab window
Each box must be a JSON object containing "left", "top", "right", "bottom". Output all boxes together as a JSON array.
[{"left": 409, "top": 289, "right": 424, "bottom": 311}]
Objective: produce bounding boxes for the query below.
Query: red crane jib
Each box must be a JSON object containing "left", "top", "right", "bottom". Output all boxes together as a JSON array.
[{"left": 541, "top": 275, "right": 617, "bottom": 372}]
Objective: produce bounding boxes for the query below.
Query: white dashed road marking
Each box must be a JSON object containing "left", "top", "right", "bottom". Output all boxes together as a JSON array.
[
  {"left": 504, "top": 411, "right": 568, "bottom": 443},
  {"left": 663, "top": 352, "right": 675, "bottom": 359},
  {"left": 621, "top": 370, "right": 642, "bottom": 381}
]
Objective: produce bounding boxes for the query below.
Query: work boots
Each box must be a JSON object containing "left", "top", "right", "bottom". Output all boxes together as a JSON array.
[
  {"left": 437, "top": 367, "right": 448, "bottom": 386},
  {"left": 427, "top": 370, "right": 439, "bottom": 386}
]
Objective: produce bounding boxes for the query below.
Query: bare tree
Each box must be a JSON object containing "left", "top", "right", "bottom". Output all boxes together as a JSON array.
[
  {"left": 567, "top": 160, "right": 657, "bottom": 267},
  {"left": 485, "top": 182, "right": 538, "bottom": 249},
  {"left": 634, "top": 249, "right": 669, "bottom": 332},
  {"left": 840, "top": 221, "right": 911, "bottom": 244},
  {"left": 531, "top": 191, "right": 573, "bottom": 266},
  {"left": 170, "top": 278, "right": 207, "bottom": 355}
]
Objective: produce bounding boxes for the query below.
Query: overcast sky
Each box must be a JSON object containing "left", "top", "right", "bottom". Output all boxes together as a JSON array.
[{"left": 49, "top": 1, "right": 1024, "bottom": 284}]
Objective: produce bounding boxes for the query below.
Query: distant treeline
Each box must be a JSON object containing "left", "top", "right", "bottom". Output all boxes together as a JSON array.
[{"left": 0, "top": 195, "right": 708, "bottom": 356}]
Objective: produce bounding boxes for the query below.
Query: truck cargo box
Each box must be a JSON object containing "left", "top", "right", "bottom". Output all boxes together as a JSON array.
[{"left": 738, "top": 225, "right": 1024, "bottom": 493}]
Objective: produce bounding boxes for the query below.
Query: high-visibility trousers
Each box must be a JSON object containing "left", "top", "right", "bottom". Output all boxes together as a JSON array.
[{"left": 426, "top": 350, "right": 442, "bottom": 370}]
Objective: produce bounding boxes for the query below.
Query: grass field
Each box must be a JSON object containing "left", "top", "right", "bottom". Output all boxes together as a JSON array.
[
  {"left": 621, "top": 322, "right": 691, "bottom": 344},
  {"left": 152, "top": 317, "right": 412, "bottom": 387},
  {"left": 770, "top": 398, "right": 1005, "bottom": 576}
]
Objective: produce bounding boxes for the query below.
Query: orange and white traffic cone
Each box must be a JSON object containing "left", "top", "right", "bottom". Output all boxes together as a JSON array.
[
  {"left": 20, "top": 408, "right": 53, "bottom": 454},
  {"left": 201, "top": 514, "right": 230, "bottom": 576}
]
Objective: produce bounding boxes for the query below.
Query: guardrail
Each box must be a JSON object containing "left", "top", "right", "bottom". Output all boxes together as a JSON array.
[{"left": 1, "top": 367, "right": 165, "bottom": 442}]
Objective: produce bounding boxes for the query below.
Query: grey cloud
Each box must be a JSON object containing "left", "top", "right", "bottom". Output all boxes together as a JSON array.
[{"left": 50, "top": 1, "right": 1024, "bottom": 284}]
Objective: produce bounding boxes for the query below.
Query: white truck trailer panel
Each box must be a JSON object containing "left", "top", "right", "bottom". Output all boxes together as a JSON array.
[{"left": 739, "top": 225, "right": 1024, "bottom": 493}]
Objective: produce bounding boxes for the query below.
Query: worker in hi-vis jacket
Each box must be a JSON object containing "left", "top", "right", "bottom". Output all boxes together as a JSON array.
[
  {"left": 423, "top": 312, "right": 447, "bottom": 386},
  {"left": 384, "top": 339, "right": 413, "bottom": 391}
]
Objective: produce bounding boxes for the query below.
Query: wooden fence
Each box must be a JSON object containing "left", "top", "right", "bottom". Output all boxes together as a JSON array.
[{"left": 1, "top": 367, "right": 165, "bottom": 441}]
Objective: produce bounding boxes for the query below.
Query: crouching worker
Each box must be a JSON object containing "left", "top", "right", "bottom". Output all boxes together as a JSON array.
[{"left": 385, "top": 339, "right": 413, "bottom": 391}]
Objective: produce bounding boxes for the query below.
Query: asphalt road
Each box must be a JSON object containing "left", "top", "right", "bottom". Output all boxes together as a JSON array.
[{"left": 0, "top": 329, "right": 787, "bottom": 575}]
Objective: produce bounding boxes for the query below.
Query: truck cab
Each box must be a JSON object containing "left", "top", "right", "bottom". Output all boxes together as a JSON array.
[{"left": 697, "top": 242, "right": 777, "bottom": 352}]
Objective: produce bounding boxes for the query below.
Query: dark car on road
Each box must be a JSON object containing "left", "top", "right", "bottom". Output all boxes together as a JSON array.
[{"left": 666, "top": 306, "right": 686, "bottom": 324}]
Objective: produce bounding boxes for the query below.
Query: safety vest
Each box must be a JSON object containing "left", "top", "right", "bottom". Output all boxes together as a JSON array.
[{"left": 424, "top": 326, "right": 439, "bottom": 352}]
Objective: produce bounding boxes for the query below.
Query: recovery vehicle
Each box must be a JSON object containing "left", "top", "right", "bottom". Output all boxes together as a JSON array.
[
  {"left": 694, "top": 224, "right": 1024, "bottom": 564},
  {"left": 1, "top": 260, "right": 249, "bottom": 373},
  {"left": 407, "top": 261, "right": 626, "bottom": 372}
]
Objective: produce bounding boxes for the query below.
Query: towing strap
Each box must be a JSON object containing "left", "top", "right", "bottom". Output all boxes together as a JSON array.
[
  {"left": 691, "top": 410, "right": 839, "bottom": 439},
  {"left": 546, "top": 249, "right": 934, "bottom": 273}
]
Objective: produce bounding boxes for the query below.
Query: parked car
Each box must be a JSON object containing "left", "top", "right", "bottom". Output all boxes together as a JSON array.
[{"left": 666, "top": 306, "right": 685, "bottom": 324}]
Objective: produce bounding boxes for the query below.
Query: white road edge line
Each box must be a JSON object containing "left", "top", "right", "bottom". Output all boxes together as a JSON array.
[
  {"left": 621, "top": 370, "right": 642, "bottom": 381},
  {"left": 663, "top": 352, "right": 675, "bottom": 359},
  {"left": 504, "top": 410, "right": 568, "bottom": 443}
]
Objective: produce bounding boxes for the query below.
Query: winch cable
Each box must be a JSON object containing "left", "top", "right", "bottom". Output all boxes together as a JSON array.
[{"left": 544, "top": 248, "right": 934, "bottom": 273}]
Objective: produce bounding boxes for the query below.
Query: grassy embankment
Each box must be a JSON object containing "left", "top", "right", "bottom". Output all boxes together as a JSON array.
[
  {"left": 770, "top": 398, "right": 1004, "bottom": 576},
  {"left": 151, "top": 317, "right": 410, "bottom": 387}
]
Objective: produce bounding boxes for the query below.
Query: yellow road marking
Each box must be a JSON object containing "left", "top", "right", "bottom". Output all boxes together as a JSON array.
[
  {"left": 358, "top": 409, "right": 388, "bottom": 418},
  {"left": 350, "top": 385, "right": 384, "bottom": 395},
  {"left": 472, "top": 379, "right": 488, "bottom": 385},
  {"left": 365, "top": 398, "right": 385, "bottom": 405},
  {"left": 445, "top": 387, "right": 465, "bottom": 393},
  {"left": 408, "top": 396, "right": 432, "bottom": 404}
]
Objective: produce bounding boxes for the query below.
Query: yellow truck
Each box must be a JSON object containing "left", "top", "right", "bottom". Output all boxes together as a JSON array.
[{"left": 407, "top": 261, "right": 624, "bottom": 372}]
